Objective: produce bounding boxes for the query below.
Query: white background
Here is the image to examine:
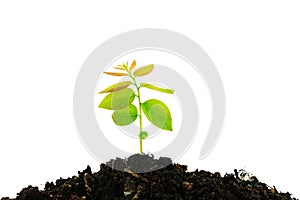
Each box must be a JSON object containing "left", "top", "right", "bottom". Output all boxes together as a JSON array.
[{"left": 0, "top": 1, "right": 299, "bottom": 198}]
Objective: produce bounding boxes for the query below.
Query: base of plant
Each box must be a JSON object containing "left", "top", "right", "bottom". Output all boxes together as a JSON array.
[{"left": 4, "top": 154, "right": 297, "bottom": 200}]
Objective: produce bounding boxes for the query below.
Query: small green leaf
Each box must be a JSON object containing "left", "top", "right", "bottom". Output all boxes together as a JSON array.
[
  {"left": 141, "top": 99, "right": 172, "bottom": 131},
  {"left": 98, "top": 88, "right": 135, "bottom": 110},
  {"left": 98, "top": 81, "right": 132, "bottom": 93},
  {"left": 139, "top": 131, "right": 148, "bottom": 139},
  {"left": 133, "top": 64, "right": 154, "bottom": 77},
  {"left": 112, "top": 104, "right": 138, "bottom": 126},
  {"left": 113, "top": 67, "right": 125, "bottom": 70},
  {"left": 140, "top": 83, "right": 174, "bottom": 94}
]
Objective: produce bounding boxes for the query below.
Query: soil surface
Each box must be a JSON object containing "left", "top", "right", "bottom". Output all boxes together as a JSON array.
[{"left": 2, "top": 154, "right": 298, "bottom": 200}]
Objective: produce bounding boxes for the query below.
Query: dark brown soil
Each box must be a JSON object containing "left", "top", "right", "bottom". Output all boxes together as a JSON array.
[{"left": 2, "top": 154, "right": 298, "bottom": 200}]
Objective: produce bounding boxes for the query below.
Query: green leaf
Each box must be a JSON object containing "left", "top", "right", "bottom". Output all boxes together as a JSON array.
[
  {"left": 141, "top": 99, "right": 172, "bottom": 131},
  {"left": 113, "top": 67, "right": 125, "bottom": 70},
  {"left": 139, "top": 131, "right": 148, "bottom": 139},
  {"left": 112, "top": 104, "right": 138, "bottom": 126},
  {"left": 98, "top": 81, "right": 132, "bottom": 93},
  {"left": 133, "top": 64, "right": 154, "bottom": 77},
  {"left": 140, "top": 83, "right": 174, "bottom": 94},
  {"left": 98, "top": 88, "right": 135, "bottom": 110}
]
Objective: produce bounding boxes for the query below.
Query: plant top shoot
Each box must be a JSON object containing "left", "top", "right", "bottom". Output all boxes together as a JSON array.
[{"left": 98, "top": 60, "right": 174, "bottom": 154}]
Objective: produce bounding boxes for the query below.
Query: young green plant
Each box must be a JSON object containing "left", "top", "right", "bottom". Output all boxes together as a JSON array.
[{"left": 98, "top": 60, "right": 174, "bottom": 154}]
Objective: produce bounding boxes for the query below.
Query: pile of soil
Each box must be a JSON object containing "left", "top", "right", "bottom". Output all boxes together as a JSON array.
[{"left": 3, "top": 154, "right": 298, "bottom": 200}]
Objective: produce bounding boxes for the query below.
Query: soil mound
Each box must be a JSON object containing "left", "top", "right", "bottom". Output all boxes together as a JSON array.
[{"left": 3, "top": 154, "right": 297, "bottom": 200}]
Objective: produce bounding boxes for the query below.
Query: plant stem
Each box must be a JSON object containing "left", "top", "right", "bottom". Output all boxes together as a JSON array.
[
  {"left": 127, "top": 70, "right": 143, "bottom": 154},
  {"left": 137, "top": 85, "right": 143, "bottom": 154}
]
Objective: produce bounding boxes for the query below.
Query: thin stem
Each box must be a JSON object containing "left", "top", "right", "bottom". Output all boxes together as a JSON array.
[
  {"left": 137, "top": 85, "right": 143, "bottom": 154},
  {"left": 126, "top": 69, "right": 143, "bottom": 154}
]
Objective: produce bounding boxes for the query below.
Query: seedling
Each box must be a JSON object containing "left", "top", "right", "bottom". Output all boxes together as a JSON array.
[{"left": 98, "top": 60, "right": 174, "bottom": 154}]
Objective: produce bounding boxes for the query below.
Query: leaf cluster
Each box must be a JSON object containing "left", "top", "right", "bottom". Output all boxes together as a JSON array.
[{"left": 98, "top": 60, "right": 174, "bottom": 139}]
